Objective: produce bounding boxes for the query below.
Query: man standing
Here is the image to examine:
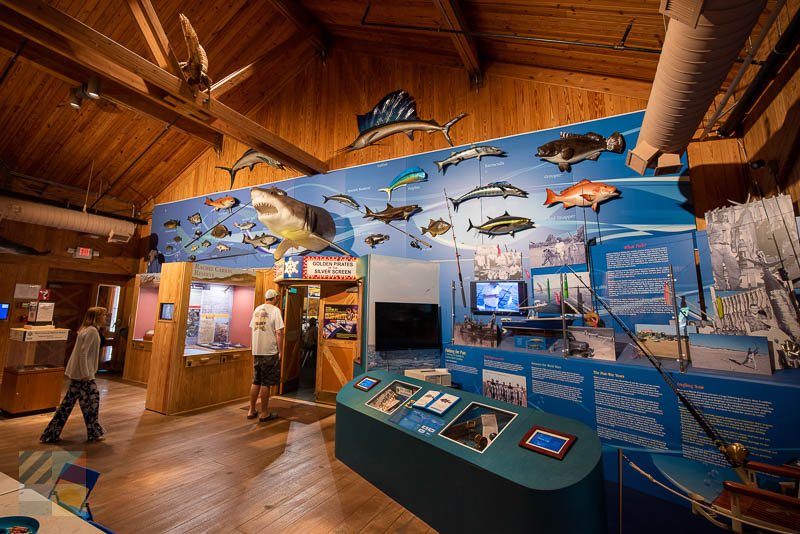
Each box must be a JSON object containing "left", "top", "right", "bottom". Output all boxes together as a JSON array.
[{"left": 249, "top": 289, "right": 284, "bottom": 422}]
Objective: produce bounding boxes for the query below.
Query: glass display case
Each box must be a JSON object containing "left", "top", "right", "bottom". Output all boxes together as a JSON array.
[{"left": 438, "top": 401, "right": 518, "bottom": 453}]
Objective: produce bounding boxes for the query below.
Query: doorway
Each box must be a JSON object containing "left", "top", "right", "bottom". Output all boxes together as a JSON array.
[{"left": 96, "top": 284, "right": 121, "bottom": 368}]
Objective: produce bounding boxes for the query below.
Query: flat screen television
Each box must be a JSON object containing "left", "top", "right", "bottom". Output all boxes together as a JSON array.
[
  {"left": 375, "top": 302, "right": 440, "bottom": 352},
  {"left": 470, "top": 280, "right": 527, "bottom": 316},
  {"left": 0, "top": 303, "right": 9, "bottom": 320}
]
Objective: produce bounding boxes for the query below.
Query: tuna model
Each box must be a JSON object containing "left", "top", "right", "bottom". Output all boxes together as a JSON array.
[
  {"left": 251, "top": 186, "right": 350, "bottom": 260},
  {"left": 216, "top": 149, "right": 285, "bottom": 189},
  {"left": 543, "top": 179, "right": 619, "bottom": 212},
  {"left": 536, "top": 132, "right": 625, "bottom": 172},
  {"left": 363, "top": 203, "right": 421, "bottom": 223},
  {"left": 205, "top": 195, "right": 239, "bottom": 213},
  {"left": 341, "top": 90, "right": 466, "bottom": 151},
  {"left": 467, "top": 212, "right": 535, "bottom": 238},
  {"left": 378, "top": 166, "right": 428, "bottom": 202},
  {"left": 364, "top": 234, "right": 389, "bottom": 248},
  {"left": 322, "top": 194, "right": 360, "bottom": 210},
  {"left": 434, "top": 145, "right": 506, "bottom": 174},
  {"left": 448, "top": 181, "right": 528, "bottom": 212},
  {"left": 420, "top": 218, "right": 452, "bottom": 237},
  {"left": 242, "top": 233, "right": 280, "bottom": 249}
]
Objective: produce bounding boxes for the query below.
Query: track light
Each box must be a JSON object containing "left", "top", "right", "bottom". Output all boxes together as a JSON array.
[
  {"left": 69, "top": 86, "right": 82, "bottom": 109},
  {"left": 68, "top": 76, "right": 102, "bottom": 110},
  {"left": 85, "top": 75, "right": 101, "bottom": 99}
]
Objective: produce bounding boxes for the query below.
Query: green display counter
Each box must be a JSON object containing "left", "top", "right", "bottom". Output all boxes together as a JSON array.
[{"left": 336, "top": 370, "right": 606, "bottom": 533}]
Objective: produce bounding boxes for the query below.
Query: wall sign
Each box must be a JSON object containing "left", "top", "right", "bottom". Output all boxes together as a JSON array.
[
  {"left": 302, "top": 257, "right": 358, "bottom": 280},
  {"left": 322, "top": 304, "right": 358, "bottom": 340}
]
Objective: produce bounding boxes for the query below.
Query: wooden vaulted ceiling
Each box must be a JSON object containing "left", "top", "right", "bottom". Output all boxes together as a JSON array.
[{"left": 0, "top": 0, "right": 784, "bottom": 217}]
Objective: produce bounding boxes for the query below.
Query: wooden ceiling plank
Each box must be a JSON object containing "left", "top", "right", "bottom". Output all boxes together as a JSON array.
[
  {"left": 124, "top": 0, "right": 182, "bottom": 76},
  {"left": 0, "top": 0, "right": 327, "bottom": 176},
  {"left": 434, "top": 0, "right": 482, "bottom": 84},
  {"left": 485, "top": 61, "right": 652, "bottom": 101},
  {"left": 268, "top": 0, "right": 331, "bottom": 57}
]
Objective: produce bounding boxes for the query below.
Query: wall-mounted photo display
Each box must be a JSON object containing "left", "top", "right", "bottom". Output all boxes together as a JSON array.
[
  {"left": 688, "top": 333, "right": 772, "bottom": 376},
  {"left": 365, "top": 380, "right": 421, "bottom": 415},
  {"left": 473, "top": 245, "right": 523, "bottom": 280},
  {"left": 439, "top": 401, "right": 517, "bottom": 453}
]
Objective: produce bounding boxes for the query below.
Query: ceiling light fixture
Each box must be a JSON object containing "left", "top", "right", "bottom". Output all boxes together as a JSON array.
[
  {"left": 68, "top": 76, "right": 102, "bottom": 110},
  {"left": 68, "top": 86, "right": 82, "bottom": 109},
  {"left": 85, "top": 75, "right": 101, "bottom": 99}
]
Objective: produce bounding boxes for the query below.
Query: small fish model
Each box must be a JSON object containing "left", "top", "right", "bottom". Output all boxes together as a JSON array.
[
  {"left": 189, "top": 255, "right": 196, "bottom": 261},
  {"left": 166, "top": 245, "right": 174, "bottom": 252},
  {"left": 204, "top": 195, "right": 239, "bottom": 213},
  {"left": 410, "top": 240, "right": 422, "bottom": 250},
  {"left": 173, "top": 236, "right": 182, "bottom": 243},
  {"left": 342, "top": 90, "right": 467, "bottom": 151},
  {"left": 216, "top": 243, "right": 231, "bottom": 252},
  {"left": 189, "top": 245, "right": 200, "bottom": 252},
  {"left": 363, "top": 203, "right": 421, "bottom": 223},
  {"left": 163, "top": 219, "right": 180, "bottom": 229},
  {"left": 434, "top": 145, "right": 506, "bottom": 174},
  {"left": 322, "top": 194, "right": 360, "bottom": 210},
  {"left": 194, "top": 229, "right": 203, "bottom": 236},
  {"left": 216, "top": 149, "right": 285, "bottom": 189},
  {"left": 467, "top": 211, "right": 535, "bottom": 238},
  {"left": 543, "top": 179, "right": 619, "bottom": 212},
  {"left": 242, "top": 233, "right": 279, "bottom": 249},
  {"left": 448, "top": 181, "right": 528, "bottom": 212},
  {"left": 211, "top": 224, "right": 231, "bottom": 238},
  {"left": 0, "top": 237, "right": 50, "bottom": 255},
  {"left": 234, "top": 221, "right": 256, "bottom": 231},
  {"left": 536, "top": 131, "right": 625, "bottom": 172},
  {"left": 188, "top": 212, "right": 202, "bottom": 225},
  {"left": 420, "top": 218, "right": 452, "bottom": 237},
  {"left": 364, "top": 234, "right": 389, "bottom": 248},
  {"left": 251, "top": 187, "right": 351, "bottom": 260},
  {"left": 201, "top": 240, "right": 212, "bottom": 248},
  {"left": 378, "top": 166, "right": 428, "bottom": 202}
]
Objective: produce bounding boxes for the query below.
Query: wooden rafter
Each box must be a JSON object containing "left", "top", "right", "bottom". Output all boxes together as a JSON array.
[
  {"left": 268, "top": 0, "right": 330, "bottom": 57},
  {"left": 0, "top": 0, "right": 327, "bottom": 177},
  {"left": 434, "top": 0, "right": 482, "bottom": 85},
  {"left": 125, "top": 0, "right": 182, "bottom": 76}
]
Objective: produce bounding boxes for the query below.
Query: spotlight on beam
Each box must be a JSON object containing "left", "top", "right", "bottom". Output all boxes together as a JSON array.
[
  {"left": 69, "top": 86, "right": 82, "bottom": 109},
  {"left": 86, "top": 75, "right": 101, "bottom": 99}
]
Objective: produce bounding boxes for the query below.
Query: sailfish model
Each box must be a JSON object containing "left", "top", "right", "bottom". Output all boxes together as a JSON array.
[{"left": 341, "top": 90, "right": 466, "bottom": 151}]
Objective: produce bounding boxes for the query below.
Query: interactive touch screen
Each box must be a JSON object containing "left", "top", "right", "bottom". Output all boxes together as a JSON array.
[
  {"left": 519, "top": 426, "right": 577, "bottom": 460},
  {"left": 470, "top": 281, "right": 526, "bottom": 316},
  {"left": 0, "top": 303, "right": 9, "bottom": 320},
  {"left": 354, "top": 376, "right": 380, "bottom": 391}
]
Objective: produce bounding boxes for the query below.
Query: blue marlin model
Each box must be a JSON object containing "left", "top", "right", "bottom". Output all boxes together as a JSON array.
[
  {"left": 378, "top": 167, "right": 428, "bottom": 202},
  {"left": 216, "top": 149, "right": 285, "bottom": 189}
]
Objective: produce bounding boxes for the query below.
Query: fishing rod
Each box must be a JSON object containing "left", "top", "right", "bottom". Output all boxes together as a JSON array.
[
  {"left": 444, "top": 188, "right": 467, "bottom": 307},
  {"left": 564, "top": 265, "right": 750, "bottom": 474},
  {"left": 192, "top": 251, "right": 257, "bottom": 262}
]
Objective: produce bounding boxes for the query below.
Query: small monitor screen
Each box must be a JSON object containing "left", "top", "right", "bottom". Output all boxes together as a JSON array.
[
  {"left": 471, "top": 281, "right": 525, "bottom": 315},
  {"left": 0, "top": 303, "right": 9, "bottom": 320},
  {"left": 159, "top": 302, "right": 175, "bottom": 321},
  {"left": 527, "top": 430, "right": 569, "bottom": 454}
]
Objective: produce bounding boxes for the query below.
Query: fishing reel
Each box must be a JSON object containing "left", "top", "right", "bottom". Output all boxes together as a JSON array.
[{"left": 583, "top": 311, "right": 599, "bottom": 327}]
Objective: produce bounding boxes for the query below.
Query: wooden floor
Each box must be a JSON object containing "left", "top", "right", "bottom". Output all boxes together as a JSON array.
[{"left": 0, "top": 376, "right": 435, "bottom": 533}]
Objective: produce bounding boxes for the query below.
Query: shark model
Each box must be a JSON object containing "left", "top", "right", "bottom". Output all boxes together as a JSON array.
[{"left": 251, "top": 187, "right": 351, "bottom": 260}]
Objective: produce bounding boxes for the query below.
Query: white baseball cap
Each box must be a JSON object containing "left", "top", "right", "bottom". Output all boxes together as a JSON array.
[{"left": 265, "top": 289, "right": 278, "bottom": 300}]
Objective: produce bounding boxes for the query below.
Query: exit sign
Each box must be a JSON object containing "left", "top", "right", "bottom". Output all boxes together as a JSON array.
[{"left": 73, "top": 247, "right": 93, "bottom": 259}]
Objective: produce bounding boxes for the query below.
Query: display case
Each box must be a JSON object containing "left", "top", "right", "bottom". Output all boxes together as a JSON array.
[
  {"left": 123, "top": 273, "right": 160, "bottom": 384},
  {"left": 145, "top": 263, "right": 257, "bottom": 415}
]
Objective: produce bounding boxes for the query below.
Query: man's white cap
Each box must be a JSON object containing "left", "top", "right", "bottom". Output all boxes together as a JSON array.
[{"left": 265, "top": 289, "right": 278, "bottom": 300}]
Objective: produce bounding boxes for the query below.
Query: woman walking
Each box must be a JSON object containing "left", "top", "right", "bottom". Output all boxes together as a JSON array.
[{"left": 40, "top": 307, "right": 107, "bottom": 443}]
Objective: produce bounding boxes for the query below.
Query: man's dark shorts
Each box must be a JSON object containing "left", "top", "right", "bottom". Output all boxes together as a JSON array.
[{"left": 253, "top": 354, "right": 280, "bottom": 386}]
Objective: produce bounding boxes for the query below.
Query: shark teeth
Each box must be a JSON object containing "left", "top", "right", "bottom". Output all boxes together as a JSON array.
[{"left": 254, "top": 202, "right": 278, "bottom": 215}]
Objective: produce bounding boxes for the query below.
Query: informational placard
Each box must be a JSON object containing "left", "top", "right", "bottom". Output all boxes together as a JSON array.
[
  {"left": 322, "top": 304, "right": 358, "bottom": 340},
  {"left": 389, "top": 404, "right": 447, "bottom": 437},
  {"left": 187, "top": 283, "right": 234, "bottom": 346},
  {"left": 10, "top": 328, "right": 70, "bottom": 342},
  {"left": 13, "top": 284, "right": 40, "bottom": 300},
  {"left": 302, "top": 257, "right": 358, "bottom": 280}
]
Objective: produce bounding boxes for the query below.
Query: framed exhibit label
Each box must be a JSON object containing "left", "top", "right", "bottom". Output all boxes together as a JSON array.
[
  {"left": 159, "top": 302, "right": 175, "bottom": 321},
  {"left": 354, "top": 376, "right": 380, "bottom": 391},
  {"left": 365, "top": 380, "right": 421, "bottom": 415},
  {"left": 439, "top": 401, "right": 517, "bottom": 453},
  {"left": 519, "top": 426, "right": 577, "bottom": 460}
]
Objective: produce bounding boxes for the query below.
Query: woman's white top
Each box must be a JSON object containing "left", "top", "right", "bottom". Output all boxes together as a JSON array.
[{"left": 64, "top": 326, "right": 100, "bottom": 380}]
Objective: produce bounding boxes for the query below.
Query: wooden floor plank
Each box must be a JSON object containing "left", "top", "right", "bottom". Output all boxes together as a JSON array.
[{"left": 0, "top": 376, "right": 435, "bottom": 533}]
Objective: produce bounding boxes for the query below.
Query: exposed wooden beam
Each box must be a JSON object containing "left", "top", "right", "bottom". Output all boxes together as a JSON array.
[
  {"left": 486, "top": 61, "right": 652, "bottom": 101},
  {"left": 268, "top": 0, "right": 330, "bottom": 57},
  {"left": 0, "top": 0, "right": 327, "bottom": 176},
  {"left": 125, "top": 0, "right": 182, "bottom": 76},
  {"left": 434, "top": 0, "right": 482, "bottom": 85}
]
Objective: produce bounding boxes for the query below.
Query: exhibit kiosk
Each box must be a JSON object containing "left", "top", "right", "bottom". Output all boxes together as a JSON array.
[
  {"left": 123, "top": 272, "right": 160, "bottom": 384},
  {"left": 144, "top": 262, "right": 256, "bottom": 415}
]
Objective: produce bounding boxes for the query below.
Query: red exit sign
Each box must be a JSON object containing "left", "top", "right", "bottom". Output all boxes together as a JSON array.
[{"left": 73, "top": 247, "right": 93, "bottom": 259}]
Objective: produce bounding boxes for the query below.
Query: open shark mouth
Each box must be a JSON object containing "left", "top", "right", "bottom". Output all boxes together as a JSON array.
[{"left": 253, "top": 201, "right": 279, "bottom": 216}]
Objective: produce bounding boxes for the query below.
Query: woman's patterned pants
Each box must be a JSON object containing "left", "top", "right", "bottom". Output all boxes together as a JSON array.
[{"left": 40, "top": 379, "right": 104, "bottom": 442}]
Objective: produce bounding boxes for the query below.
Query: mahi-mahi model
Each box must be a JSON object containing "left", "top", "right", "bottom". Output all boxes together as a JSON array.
[
  {"left": 467, "top": 212, "right": 535, "bottom": 238},
  {"left": 434, "top": 145, "right": 506, "bottom": 174},
  {"left": 448, "top": 181, "right": 528, "bottom": 212},
  {"left": 378, "top": 166, "right": 427, "bottom": 202},
  {"left": 536, "top": 131, "right": 625, "bottom": 172},
  {"left": 250, "top": 186, "right": 351, "bottom": 260},
  {"left": 341, "top": 90, "right": 466, "bottom": 151},
  {"left": 363, "top": 203, "right": 421, "bottom": 223}
]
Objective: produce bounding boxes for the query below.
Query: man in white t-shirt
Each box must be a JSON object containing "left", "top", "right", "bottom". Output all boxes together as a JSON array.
[{"left": 248, "top": 289, "right": 285, "bottom": 422}]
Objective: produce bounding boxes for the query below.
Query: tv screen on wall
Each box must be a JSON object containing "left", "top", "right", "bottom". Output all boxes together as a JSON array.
[
  {"left": 375, "top": 302, "right": 440, "bottom": 352},
  {"left": 470, "top": 280, "right": 526, "bottom": 316}
]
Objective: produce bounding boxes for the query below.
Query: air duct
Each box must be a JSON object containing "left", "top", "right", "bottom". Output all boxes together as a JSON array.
[
  {"left": 0, "top": 196, "right": 135, "bottom": 243},
  {"left": 627, "top": 0, "right": 765, "bottom": 175}
]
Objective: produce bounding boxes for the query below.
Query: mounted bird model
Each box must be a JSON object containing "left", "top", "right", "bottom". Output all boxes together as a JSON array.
[{"left": 178, "top": 14, "right": 212, "bottom": 102}]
